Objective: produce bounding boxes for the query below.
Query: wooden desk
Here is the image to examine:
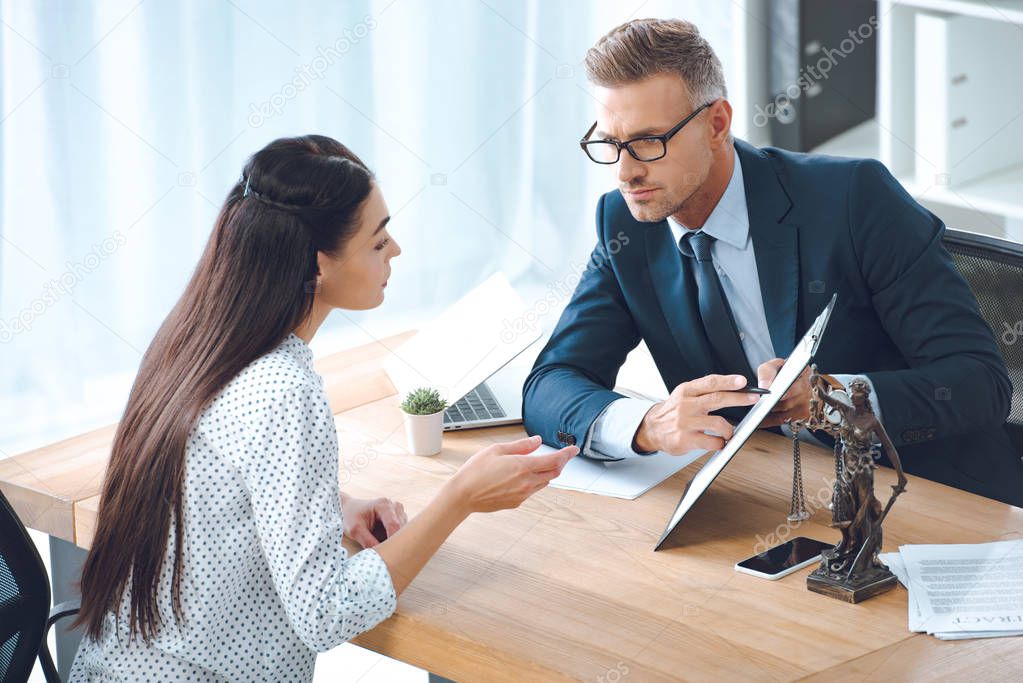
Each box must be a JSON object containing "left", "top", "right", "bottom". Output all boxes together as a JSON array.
[{"left": 5, "top": 332, "right": 1023, "bottom": 681}]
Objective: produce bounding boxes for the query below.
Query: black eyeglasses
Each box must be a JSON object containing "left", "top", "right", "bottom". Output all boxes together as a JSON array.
[{"left": 580, "top": 101, "right": 714, "bottom": 164}]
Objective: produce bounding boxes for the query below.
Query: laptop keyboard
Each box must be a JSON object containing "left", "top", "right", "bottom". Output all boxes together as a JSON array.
[{"left": 444, "top": 383, "right": 506, "bottom": 424}]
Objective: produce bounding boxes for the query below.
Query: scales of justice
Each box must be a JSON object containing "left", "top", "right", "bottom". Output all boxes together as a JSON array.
[{"left": 784, "top": 366, "right": 909, "bottom": 603}]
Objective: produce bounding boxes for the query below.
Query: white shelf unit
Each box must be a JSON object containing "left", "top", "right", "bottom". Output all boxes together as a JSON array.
[{"left": 811, "top": 0, "right": 1023, "bottom": 242}]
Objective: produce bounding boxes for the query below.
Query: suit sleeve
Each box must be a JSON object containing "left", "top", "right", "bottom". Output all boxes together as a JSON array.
[
  {"left": 848, "top": 159, "right": 1011, "bottom": 445},
  {"left": 522, "top": 193, "right": 644, "bottom": 449}
]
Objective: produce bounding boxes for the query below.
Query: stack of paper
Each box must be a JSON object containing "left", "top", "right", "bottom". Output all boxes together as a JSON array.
[{"left": 879, "top": 539, "right": 1023, "bottom": 640}]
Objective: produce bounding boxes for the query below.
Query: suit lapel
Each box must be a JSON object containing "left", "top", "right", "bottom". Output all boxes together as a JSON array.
[{"left": 735, "top": 140, "right": 800, "bottom": 358}]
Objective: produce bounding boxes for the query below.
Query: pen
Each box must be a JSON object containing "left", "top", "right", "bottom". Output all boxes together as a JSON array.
[{"left": 736, "top": 386, "right": 770, "bottom": 395}]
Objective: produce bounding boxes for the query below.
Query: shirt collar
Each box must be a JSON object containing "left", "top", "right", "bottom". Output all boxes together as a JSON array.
[
  {"left": 283, "top": 333, "right": 315, "bottom": 368},
  {"left": 667, "top": 147, "right": 749, "bottom": 251}
]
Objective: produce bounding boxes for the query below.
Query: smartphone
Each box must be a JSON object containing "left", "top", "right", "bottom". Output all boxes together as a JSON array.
[{"left": 734, "top": 537, "right": 833, "bottom": 580}]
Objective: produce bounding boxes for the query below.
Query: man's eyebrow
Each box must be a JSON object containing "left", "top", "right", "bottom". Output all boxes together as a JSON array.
[
  {"left": 594, "top": 126, "right": 663, "bottom": 140},
  {"left": 627, "top": 126, "right": 664, "bottom": 137},
  {"left": 374, "top": 216, "right": 391, "bottom": 235}
]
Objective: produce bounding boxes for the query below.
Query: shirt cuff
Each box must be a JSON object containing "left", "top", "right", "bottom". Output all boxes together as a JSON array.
[
  {"left": 583, "top": 397, "right": 657, "bottom": 461},
  {"left": 831, "top": 373, "right": 884, "bottom": 424},
  {"left": 331, "top": 546, "right": 398, "bottom": 627}
]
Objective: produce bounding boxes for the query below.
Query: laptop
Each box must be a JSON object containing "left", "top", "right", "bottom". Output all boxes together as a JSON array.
[
  {"left": 441, "top": 337, "right": 543, "bottom": 430},
  {"left": 383, "top": 272, "right": 544, "bottom": 431}
]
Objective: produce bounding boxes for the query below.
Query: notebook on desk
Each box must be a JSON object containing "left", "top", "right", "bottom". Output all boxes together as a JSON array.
[{"left": 532, "top": 443, "right": 707, "bottom": 500}]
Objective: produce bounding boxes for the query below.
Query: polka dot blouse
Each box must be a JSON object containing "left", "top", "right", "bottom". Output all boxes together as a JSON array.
[{"left": 69, "top": 333, "right": 397, "bottom": 682}]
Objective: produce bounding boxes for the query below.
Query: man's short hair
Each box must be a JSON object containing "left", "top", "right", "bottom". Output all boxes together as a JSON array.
[{"left": 584, "top": 18, "right": 727, "bottom": 108}]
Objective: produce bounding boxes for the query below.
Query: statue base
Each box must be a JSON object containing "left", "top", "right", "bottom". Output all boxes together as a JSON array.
[{"left": 806, "top": 565, "right": 898, "bottom": 603}]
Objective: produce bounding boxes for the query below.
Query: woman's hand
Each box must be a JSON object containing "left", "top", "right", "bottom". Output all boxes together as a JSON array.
[
  {"left": 372, "top": 435, "right": 576, "bottom": 596},
  {"left": 448, "top": 435, "right": 578, "bottom": 514},
  {"left": 341, "top": 492, "right": 408, "bottom": 548}
]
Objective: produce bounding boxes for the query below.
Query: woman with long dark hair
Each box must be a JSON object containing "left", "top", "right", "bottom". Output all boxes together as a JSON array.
[{"left": 68, "top": 135, "right": 577, "bottom": 682}]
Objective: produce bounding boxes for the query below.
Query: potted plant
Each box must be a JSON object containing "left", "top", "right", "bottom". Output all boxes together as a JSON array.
[{"left": 400, "top": 387, "right": 448, "bottom": 456}]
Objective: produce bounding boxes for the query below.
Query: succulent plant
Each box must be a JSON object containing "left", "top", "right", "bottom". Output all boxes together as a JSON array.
[{"left": 400, "top": 387, "right": 448, "bottom": 415}]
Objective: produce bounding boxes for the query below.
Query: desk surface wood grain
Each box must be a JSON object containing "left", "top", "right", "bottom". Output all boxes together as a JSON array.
[{"left": 7, "top": 331, "right": 1023, "bottom": 681}]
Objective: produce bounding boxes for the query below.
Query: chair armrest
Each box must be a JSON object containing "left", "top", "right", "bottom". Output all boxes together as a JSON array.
[
  {"left": 38, "top": 599, "right": 82, "bottom": 683},
  {"left": 46, "top": 599, "right": 81, "bottom": 631}
]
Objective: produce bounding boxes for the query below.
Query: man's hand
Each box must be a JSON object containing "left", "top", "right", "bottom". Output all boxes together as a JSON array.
[
  {"left": 633, "top": 374, "right": 761, "bottom": 455},
  {"left": 341, "top": 492, "right": 408, "bottom": 548},
  {"left": 757, "top": 358, "right": 812, "bottom": 428}
]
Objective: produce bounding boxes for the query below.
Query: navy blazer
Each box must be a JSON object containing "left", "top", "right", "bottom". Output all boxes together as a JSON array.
[{"left": 523, "top": 139, "right": 1023, "bottom": 507}]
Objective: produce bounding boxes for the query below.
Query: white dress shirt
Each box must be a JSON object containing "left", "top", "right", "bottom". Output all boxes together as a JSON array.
[
  {"left": 70, "top": 334, "right": 397, "bottom": 682},
  {"left": 584, "top": 148, "right": 881, "bottom": 460}
]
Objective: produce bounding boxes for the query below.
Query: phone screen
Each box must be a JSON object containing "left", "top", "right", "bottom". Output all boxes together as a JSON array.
[{"left": 736, "top": 537, "right": 832, "bottom": 575}]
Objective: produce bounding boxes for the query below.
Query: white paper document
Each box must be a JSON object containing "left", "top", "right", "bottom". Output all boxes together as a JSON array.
[
  {"left": 880, "top": 540, "right": 1023, "bottom": 640},
  {"left": 879, "top": 551, "right": 928, "bottom": 633},
  {"left": 532, "top": 443, "right": 707, "bottom": 500}
]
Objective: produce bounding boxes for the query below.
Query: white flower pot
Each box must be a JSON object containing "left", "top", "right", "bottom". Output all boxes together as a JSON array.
[{"left": 402, "top": 409, "right": 444, "bottom": 456}]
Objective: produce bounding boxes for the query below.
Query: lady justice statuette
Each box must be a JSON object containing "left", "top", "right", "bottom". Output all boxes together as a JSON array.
[{"left": 786, "top": 365, "right": 908, "bottom": 603}]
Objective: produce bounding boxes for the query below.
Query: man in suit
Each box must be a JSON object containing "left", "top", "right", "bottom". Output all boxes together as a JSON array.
[{"left": 523, "top": 18, "right": 1023, "bottom": 507}]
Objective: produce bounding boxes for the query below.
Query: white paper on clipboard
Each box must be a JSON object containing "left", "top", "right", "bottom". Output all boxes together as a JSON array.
[{"left": 654, "top": 294, "right": 837, "bottom": 550}]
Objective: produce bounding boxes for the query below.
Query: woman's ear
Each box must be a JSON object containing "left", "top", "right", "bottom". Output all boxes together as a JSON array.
[{"left": 304, "top": 251, "right": 327, "bottom": 295}]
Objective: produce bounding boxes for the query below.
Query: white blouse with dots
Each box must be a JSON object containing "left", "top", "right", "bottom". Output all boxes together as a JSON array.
[{"left": 69, "top": 334, "right": 397, "bottom": 682}]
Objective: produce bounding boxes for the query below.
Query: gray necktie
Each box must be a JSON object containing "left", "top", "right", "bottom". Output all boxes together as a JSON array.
[{"left": 678, "top": 230, "right": 754, "bottom": 382}]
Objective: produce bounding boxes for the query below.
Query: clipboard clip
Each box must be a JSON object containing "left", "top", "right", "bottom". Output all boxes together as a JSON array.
[{"left": 808, "top": 293, "right": 837, "bottom": 358}]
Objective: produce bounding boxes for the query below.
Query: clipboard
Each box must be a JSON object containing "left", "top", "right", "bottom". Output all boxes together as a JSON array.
[{"left": 654, "top": 294, "right": 837, "bottom": 550}]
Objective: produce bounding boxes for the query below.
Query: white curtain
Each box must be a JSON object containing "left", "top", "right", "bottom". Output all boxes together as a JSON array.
[{"left": 0, "top": 0, "right": 737, "bottom": 455}]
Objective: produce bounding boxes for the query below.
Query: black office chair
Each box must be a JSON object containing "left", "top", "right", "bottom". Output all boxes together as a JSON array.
[
  {"left": 0, "top": 489, "right": 80, "bottom": 683},
  {"left": 943, "top": 227, "right": 1023, "bottom": 457}
]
